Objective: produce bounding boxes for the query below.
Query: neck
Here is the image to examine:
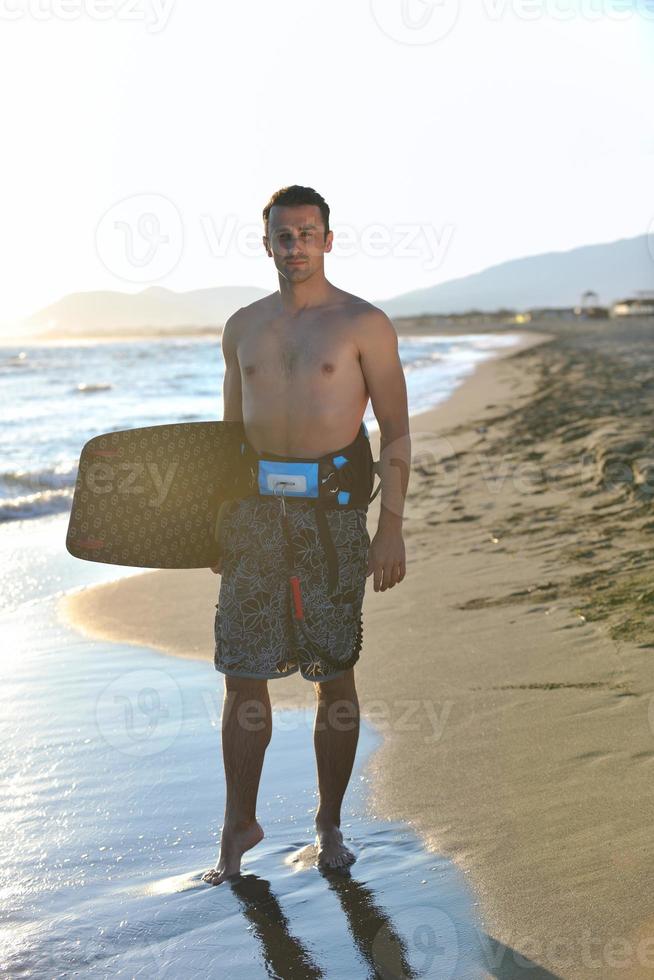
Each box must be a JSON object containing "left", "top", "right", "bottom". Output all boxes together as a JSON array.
[{"left": 276, "top": 270, "right": 334, "bottom": 314}]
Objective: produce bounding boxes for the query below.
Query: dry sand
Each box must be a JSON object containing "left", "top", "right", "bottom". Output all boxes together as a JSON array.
[{"left": 59, "top": 319, "right": 654, "bottom": 979}]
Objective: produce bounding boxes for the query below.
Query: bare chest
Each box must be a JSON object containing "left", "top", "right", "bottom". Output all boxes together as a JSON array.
[{"left": 238, "top": 316, "right": 359, "bottom": 385}]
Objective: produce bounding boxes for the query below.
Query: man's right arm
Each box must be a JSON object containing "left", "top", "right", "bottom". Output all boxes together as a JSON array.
[
  {"left": 211, "top": 312, "right": 243, "bottom": 575},
  {"left": 221, "top": 311, "right": 243, "bottom": 422}
]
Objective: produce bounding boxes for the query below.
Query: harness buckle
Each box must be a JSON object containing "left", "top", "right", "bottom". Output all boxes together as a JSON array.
[
  {"left": 273, "top": 481, "right": 293, "bottom": 517},
  {"left": 320, "top": 470, "right": 340, "bottom": 495}
]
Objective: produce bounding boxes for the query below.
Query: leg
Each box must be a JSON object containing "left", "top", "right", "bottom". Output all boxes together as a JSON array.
[
  {"left": 202, "top": 675, "right": 271, "bottom": 885},
  {"left": 313, "top": 666, "right": 360, "bottom": 869}
]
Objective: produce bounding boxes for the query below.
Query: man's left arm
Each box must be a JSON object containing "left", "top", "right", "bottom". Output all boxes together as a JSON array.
[{"left": 357, "top": 309, "right": 411, "bottom": 592}]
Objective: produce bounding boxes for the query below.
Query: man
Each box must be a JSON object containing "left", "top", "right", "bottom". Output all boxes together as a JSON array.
[{"left": 202, "top": 185, "right": 410, "bottom": 884}]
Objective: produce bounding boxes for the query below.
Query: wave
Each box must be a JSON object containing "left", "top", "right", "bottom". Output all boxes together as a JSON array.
[
  {"left": 3, "top": 465, "right": 77, "bottom": 493},
  {"left": 0, "top": 488, "right": 73, "bottom": 523},
  {"left": 0, "top": 464, "right": 78, "bottom": 522},
  {"left": 403, "top": 353, "right": 444, "bottom": 372}
]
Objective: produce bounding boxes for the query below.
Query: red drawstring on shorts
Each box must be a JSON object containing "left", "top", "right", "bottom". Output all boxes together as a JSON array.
[{"left": 290, "top": 575, "right": 304, "bottom": 620}]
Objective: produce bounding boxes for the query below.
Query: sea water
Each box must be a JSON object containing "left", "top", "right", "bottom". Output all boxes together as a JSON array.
[{"left": 0, "top": 332, "right": 521, "bottom": 527}]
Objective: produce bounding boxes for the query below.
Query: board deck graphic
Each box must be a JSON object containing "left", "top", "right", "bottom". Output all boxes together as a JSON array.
[{"left": 65, "top": 421, "right": 249, "bottom": 569}]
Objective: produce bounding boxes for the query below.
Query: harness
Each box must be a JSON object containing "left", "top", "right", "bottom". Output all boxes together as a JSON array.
[{"left": 235, "top": 422, "right": 381, "bottom": 673}]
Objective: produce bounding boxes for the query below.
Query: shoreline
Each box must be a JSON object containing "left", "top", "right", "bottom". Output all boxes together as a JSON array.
[
  {"left": 2, "top": 316, "right": 533, "bottom": 348},
  {"left": 58, "top": 320, "right": 654, "bottom": 977}
]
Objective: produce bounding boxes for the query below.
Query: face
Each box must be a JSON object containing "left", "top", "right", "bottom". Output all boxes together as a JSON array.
[{"left": 263, "top": 204, "right": 333, "bottom": 283}]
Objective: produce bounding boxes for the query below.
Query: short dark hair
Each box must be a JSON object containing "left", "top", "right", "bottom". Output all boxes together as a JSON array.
[{"left": 262, "top": 185, "right": 330, "bottom": 240}]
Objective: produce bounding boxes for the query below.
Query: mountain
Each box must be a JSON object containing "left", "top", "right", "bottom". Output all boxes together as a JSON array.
[
  {"left": 18, "top": 285, "right": 270, "bottom": 339},
  {"left": 374, "top": 234, "right": 653, "bottom": 316},
  {"left": 11, "top": 234, "right": 653, "bottom": 340}
]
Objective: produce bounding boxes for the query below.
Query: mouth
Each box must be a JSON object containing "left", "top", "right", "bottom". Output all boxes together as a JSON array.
[{"left": 287, "top": 260, "right": 306, "bottom": 266}]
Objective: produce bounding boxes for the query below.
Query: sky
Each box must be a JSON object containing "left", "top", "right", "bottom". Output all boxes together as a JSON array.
[{"left": 0, "top": 0, "right": 652, "bottom": 329}]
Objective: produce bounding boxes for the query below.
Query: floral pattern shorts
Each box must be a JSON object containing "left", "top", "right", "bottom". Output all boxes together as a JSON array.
[{"left": 214, "top": 496, "right": 370, "bottom": 681}]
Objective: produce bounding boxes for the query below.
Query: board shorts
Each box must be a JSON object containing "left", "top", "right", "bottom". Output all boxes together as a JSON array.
[{"left": 213, "top": 496, "right": 370, "bottom": 681}]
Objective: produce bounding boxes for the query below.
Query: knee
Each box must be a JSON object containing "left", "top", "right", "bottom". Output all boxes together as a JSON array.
[
  {"left": 224, "top": 675, "right": 269, "bottom": 696},
  {"left": 223, "top": 676, "right": 271, "bottom": 734},
  {"left": 314, "top": 668, "right": 358, "bottom": 709}
]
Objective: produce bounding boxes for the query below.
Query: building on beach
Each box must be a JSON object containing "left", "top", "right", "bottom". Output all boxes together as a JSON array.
[
  {"left": 574, "top": 290, "right": 609, "bottom": 319},
  {"left": 610, "top": 292, "right": 654, "bottom": 317}
]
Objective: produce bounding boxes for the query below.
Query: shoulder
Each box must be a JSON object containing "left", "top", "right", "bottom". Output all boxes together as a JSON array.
[
  {"left": 336, "top": 290, "right": 394, "bottom": 325},
  {"left": 221, "top": 293, "right": 276, "bottom": 352},
  {"left": 224, "top": 292, "right": 278, "bottom": 326},
  {"left": 220, "top": 309, "right": 241, "bottom": 355},
  {"left": 342, "top": 297, "right": 397, "bottom": 353},
  {"left": 330, "top": 290, "right": 395, "bottom": 330}
]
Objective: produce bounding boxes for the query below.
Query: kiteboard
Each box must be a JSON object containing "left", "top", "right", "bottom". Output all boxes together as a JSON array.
[{"left": 65, "top": 421, "right": 250, "bottom": 569}]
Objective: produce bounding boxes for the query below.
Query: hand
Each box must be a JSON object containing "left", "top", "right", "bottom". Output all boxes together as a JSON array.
[
  {"left": 366, "top": 527, "right": 406, "bottom": 592},
  {"left": 210, "top": 555, "right": 223, "bottom": 575}
]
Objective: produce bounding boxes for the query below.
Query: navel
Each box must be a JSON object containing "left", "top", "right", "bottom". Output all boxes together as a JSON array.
[{"left": 321, "top": 362, "right": 335, "bottom": 374}]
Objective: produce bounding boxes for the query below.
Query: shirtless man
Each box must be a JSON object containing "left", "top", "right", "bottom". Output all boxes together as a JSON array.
[{"left": 202, "top": 184, "right": 410, "bottom": 884}]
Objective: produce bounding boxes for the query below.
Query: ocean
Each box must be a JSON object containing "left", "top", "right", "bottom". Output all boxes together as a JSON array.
[{"left": 0, "top": 332, "right": 520, "bottom": 527}]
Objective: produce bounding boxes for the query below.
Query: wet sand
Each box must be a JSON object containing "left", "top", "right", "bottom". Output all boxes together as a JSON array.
[
  {"left": 3, "top": 589, "right": 490, "bottom": 978},
  {"left": 60, "top": 318, "right": 654, "bottom": 978}
]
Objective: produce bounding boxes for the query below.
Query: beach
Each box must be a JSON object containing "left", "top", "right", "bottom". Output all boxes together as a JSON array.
[{"left": 59, "top": 317, "right": 654, "bottom": 978}]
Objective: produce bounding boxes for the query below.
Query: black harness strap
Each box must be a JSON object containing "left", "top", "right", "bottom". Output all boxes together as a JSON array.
[
  {"left": 314, "top": 504, "right": 340, "bottom": 596},
  {"left": 278, "top": 492, "right": 361, "bottom": 673}
]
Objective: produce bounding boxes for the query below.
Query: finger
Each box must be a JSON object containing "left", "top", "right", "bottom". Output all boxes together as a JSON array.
[{"left": 373, "top": 563, "right": 383, "bottom": 592}]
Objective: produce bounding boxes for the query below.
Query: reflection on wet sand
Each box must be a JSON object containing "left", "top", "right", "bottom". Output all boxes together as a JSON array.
[
  {"left": 228, "top": 872, "right": 323, "bottom": 978},
  {"left": 229, "top": 865, "right": 415, "bottom": 978}
]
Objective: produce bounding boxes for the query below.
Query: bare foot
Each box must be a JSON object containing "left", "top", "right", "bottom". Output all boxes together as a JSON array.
[
  {"left": 202, "top": 820, "right": 264, "bottom": 885},
  {"left": 315, "top": 825, "right": 356, "bottom": 870}
]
